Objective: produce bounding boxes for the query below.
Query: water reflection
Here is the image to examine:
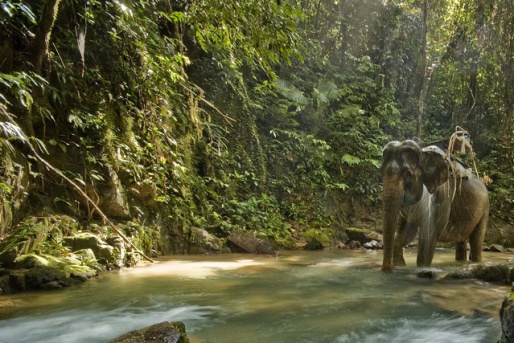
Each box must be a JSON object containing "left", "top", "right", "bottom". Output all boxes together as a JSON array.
[{"left": 0, "top": 249, "right": 509, "bottom": 343}]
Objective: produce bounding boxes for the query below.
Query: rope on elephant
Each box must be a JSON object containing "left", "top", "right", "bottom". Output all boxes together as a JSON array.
[
  {"left": 445, "top": 126, "right": 480, "bottom": 200},
  {"left": 446, "top": 126, "right": 480, "bottom": 176}
]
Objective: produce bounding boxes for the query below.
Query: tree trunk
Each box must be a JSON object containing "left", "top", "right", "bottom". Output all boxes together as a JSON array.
[
  {"left": 31, "top": 0, "right": 61, "bottom": 75},
  {"left": 416, "top": 0, "right": 428, "bottom": 139},
  {"left": 20, "top": 0, "right": 62, "bottom": 137}
]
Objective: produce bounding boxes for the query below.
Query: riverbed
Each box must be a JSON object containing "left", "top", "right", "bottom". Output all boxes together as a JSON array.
[{"left": 0, "top": 248, "right": 511, "bottom": 342}]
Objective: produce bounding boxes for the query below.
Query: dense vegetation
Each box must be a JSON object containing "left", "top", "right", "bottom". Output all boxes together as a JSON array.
[{"left": 1, "top": 0, "right": 513, "bottom": 260}]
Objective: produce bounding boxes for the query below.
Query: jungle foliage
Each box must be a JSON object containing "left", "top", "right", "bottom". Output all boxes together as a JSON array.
[{"left": 1, "top": 0, "right": 513, "bottom": 256}]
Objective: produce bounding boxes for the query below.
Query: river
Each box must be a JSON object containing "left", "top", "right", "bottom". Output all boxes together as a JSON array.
[{"left": 0, "top": 248, "right": 510, "bottom": 342}]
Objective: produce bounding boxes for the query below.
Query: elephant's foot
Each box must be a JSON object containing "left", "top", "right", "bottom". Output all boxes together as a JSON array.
[
  {"left": 455, "top": 241, "right": 467, "bottom": 261},
  {"left": 394, "top": 254, "right": 406, "bottom": 267}
]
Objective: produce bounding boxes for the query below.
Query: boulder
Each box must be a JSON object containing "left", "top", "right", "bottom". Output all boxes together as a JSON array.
[
  {"left": 226, "top": 231, "right": 274, "bottom": 254},
  {"left": 304, "top": 238, "right": 324, "bottom": 250},
  {"left": 25, "top": 266, "right": 68, "bottom": 289},
  {"left": 0, "top": 275, "right": 12, "bottom": 293},
  {"left": 345, "top": 228, "right": 382, "bottom": 244},
  {"left": 64, "top": 233, "right": 121, "bottom": 266},
  {"left": 98, "top": 168, "right": 131, "bottom": 219},
  {"left": 363, "top": 240, "right": 382, "bottom": 250},
  {"left": 488, "top": 244, "right": 506, "bottom": 253},
  {"left": 188, "top": 228, "right": 223, "bottom": 254},
  {"left": 472, "top": 264, "right": 510, "bottom": 284},
  {"left": 109, "top": 321, "right": 189, "bottom": 343},
  {"left": 0, "top": 248, "right": 18, "bottom": 268},
  {"left": 500, "top": 297, "right": 514, "bottom": 343},
  {"left": 15, "top": 254, "right": 49, "bottom": 269},
  {"left": 347, "top": 240, "right": 362, "bottom": 249}
]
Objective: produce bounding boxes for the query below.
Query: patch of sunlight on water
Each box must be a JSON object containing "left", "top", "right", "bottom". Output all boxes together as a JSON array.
[
  {"left": 0, "top": 249, "right": 509, "bottom": 343},
  {"left": 118, "top": 259, "right": 266, "bottom": 279}
]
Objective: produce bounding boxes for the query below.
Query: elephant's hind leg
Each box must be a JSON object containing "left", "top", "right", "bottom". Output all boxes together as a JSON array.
[
  {"left": 469, "top": 213, "right": 488, "bottom": 262},
  {"left": 455, "top": 241, "right": 467, "bottom": 261}
]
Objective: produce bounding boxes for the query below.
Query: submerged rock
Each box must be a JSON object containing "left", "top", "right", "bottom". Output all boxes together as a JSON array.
[
  {"left": 443, "top": 269, "right": 475, "bottom": 280},
  {"left": 417, "top": 270, "right": 437, "bottom": 279},
  {"left": 109, "top": 321, "right": 189, "bottom": 343}
]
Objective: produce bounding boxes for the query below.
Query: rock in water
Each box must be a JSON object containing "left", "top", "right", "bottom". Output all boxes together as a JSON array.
[
  {"left": 226, "top": 231, "right": 274, "bottom": 254},
  {"left": 500, "top": 297, "right": 514, "bottom": 343},
  {"left": 109, "top": 321, "right": 189, "bottom": 343}
]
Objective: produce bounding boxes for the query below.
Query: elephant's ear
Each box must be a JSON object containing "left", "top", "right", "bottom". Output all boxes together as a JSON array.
[{"left": 421, "top": 146, "right": 449, "bottom": 194}]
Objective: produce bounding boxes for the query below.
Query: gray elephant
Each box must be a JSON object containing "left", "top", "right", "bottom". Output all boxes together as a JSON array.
[{"left": 379, "top": 140, "right": 489, "bottom": 272}]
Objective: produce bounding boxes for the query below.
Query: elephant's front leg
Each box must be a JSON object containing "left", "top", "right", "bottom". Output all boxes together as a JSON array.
[
  {"left": 455, "top": 241, "right": 467, "bottom": 261},
  {"left": 393, "top": 217, "right": 407, "bottom": 267},
  {"left": 393, "top": 238, "right": 406, "bottom": 266}
]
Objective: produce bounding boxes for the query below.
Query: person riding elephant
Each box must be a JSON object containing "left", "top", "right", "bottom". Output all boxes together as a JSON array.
[{"left": 379, "top": 139, "right": 489, "bottom": 272}]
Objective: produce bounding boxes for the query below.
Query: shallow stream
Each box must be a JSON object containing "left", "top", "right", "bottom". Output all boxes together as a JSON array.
[{"left": 0, "top": 248, "right": 511, "bottom": 342}]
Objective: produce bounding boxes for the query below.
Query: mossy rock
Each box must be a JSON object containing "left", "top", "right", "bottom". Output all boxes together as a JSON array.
[
  {"left": 15, "top": 254, "right": 50, "bottom": 268},
  {"left": 472, "top": 264, "right": 510, "bottom": 284},
  {"left": 273, "top": 236, "right": 296, "bottom": 250},
  {"left": 304, "top": 229, "right": 330, "bottom": 245},
  {"left": 63, "top": 264, "right": 97, "bottom": 280},
  {"left": 25, "top": 266, "right": 69, "bottom": 289}
]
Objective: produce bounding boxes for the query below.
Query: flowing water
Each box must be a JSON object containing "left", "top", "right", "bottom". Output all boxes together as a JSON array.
[{"left": 0, "top": 249, "right": 510, "bottom": 343}]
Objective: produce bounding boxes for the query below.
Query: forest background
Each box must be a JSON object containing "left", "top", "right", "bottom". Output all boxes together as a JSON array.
[{"left": 1, "top": 0, "right": 514, "bottom": 259}]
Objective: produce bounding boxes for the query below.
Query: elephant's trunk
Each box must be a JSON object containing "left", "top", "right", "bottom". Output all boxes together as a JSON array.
[{"left": 381, "top": 173, "right": 404, "bottom": 272}]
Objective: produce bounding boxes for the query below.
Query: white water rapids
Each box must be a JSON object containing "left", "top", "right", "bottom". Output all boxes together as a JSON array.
[{"left": 0, "top": 249, "right": 509, "bottom": 342}]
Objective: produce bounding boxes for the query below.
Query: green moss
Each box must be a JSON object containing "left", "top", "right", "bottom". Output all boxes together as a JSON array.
[{"left": 304, "top": 229, "right": 330, "bottom": 245}]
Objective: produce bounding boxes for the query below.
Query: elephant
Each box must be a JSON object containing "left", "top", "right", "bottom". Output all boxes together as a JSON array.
[{"left": 379, "top": 139, "right": 489, "bottom": 272}]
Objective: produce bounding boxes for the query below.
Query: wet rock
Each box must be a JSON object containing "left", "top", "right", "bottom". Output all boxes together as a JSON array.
[
  {"left": 500, "top": 297, "right": 514, "bottom": 343},
  {"left": 488, "top": 244, "right": 506, "bottom": 253},
  {"left": 347, "top": 240, "right": 362, "bottom": 249},
  {"left": 443, "top": 269, "right": 475, "bottom": 280},
  {"left": 41, "top": 281, "right": 63, "bottom": 290},
  {"left": 0, "top": 275, "right": 12, "bottom": 293},
  {"left": 345, "top": 227, "right": 382, "bottom": 244},
  {"left": 109, "top": 321, "right": 190, "bottom": 343},
  {"left": 226, "top": 231, "right": 274, "bottom": 255},
  {"left": 472, "top": 264, "right": 510, "bottom": 284},
  {"left": 363, "top": 240, "right": 382, "bottom": 250},
  {"left": 417, "top": 270, "right": 437, "bottom": 279},
  {"left": 25, "top": 266, "right": 68, "bottom": 289},
  {"left": 9, "top": 270, "right": 27, "bottom": 291},
  {"left": 304, "top": 238, "right": 324, "bottom": 250},
  {"left": 0, "top": 248, "right": 18, "bottom": 268}
]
